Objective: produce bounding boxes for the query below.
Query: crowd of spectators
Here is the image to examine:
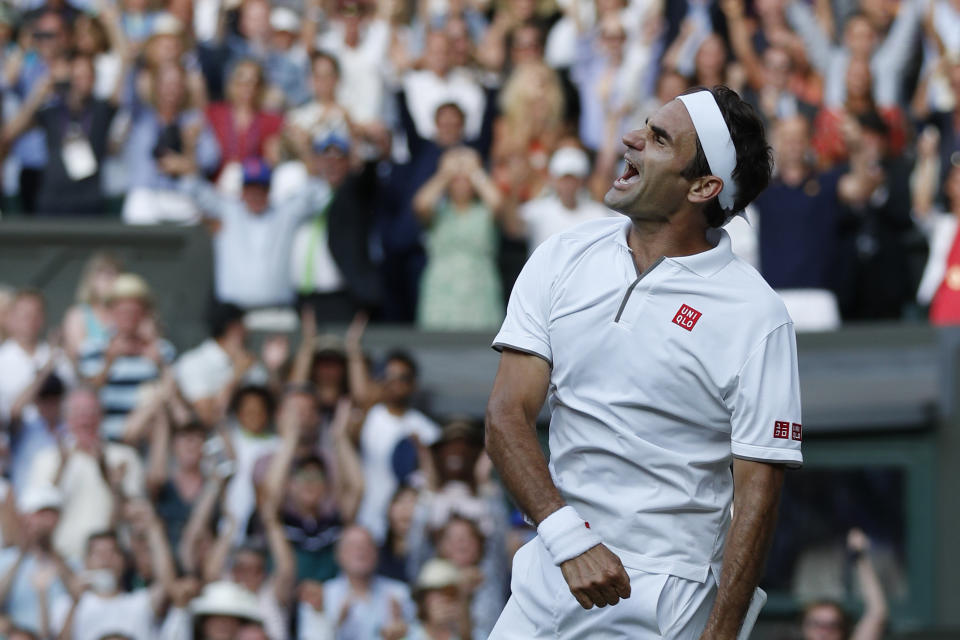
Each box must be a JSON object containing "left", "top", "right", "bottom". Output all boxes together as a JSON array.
[
  {"left": 0, "top": 0, "right": 945, "bottom": 637},
  {"left": 0, "top": 0, "right": 957, "bottom": 328}
]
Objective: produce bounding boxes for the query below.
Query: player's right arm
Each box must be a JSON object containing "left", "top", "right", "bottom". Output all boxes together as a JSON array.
[{"left": 485, "top": 349, "right": 631, "bottom": 609}]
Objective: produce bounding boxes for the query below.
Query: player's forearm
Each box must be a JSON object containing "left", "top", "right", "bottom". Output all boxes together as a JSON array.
[
  {"left": 485, "top": 403, "right": 564, "bottom": 525},
  {"left": 699, "top": 461, "right": 784, "bottom": 640}
]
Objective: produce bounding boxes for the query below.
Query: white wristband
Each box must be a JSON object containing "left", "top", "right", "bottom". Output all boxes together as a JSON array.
[{"left": 537, "top": 506, "right": 603, "bottom": 566}]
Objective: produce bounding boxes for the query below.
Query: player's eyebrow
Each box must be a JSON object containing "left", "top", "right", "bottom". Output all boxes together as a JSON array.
[{"left": 644, "top": 118, "right": 673, "bottom": 145}]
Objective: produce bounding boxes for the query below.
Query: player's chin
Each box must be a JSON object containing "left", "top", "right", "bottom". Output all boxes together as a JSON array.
[{"left": 603, "top": 182, "right": 637, "bottom": 212}]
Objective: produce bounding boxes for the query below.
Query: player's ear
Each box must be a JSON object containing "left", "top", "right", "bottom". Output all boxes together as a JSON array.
[{"left": 687, "top": 175, "right": 723, "bottom": 205}]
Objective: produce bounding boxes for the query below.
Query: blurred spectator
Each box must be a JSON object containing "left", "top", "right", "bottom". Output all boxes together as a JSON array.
[
  {"left": 285, "top": 51, "right": 352, "bottom": 165},
  {"left": 262, "top": 8, "right": 311, "bottom": 110},
  {"left": 119, "top": 0, "right": 161, "bottom": 46},
  {"left": 798, "top": 529, "right": 887, "bottom": 640},
  {"left": 175, "top": 158, "right": 331, "bottom": 309},
  {"left": 913, "top": 58, "right": 960, "bottom": 204},
  {"left": 175, "top": 302, "right": 269, "bottom": 421},
  {"left": 722, "top": 0, "right": 817, "bottom": 129},
  {"left": 314, "top": 0, "right": 392, "bottom": 129},
  {"left": 381, "top": 85, "right": 497, "bottom": 322},
  {"left": 405, "top": 558, "right": 472, "bottom": 640},
  {"left": 570, "top": 12, "right": 651, "bottom": 152},
  {"left": 222, "top": 384, "right": 277, "bottom": 543},
  {"left": 753, "top": 116, "right": 844, "bottom": 294},
  {"left": 8, "top": 373, "right": 64, "bottom": 496},
  {"left": 3, "top": 49, "right": 124, "bottom": 215},
  {"left": 62, "top": 252, "right": 120, "bottom": 361},
  {"left": 491, "top": 61, "right": 566, "bottom": 206},
  {"left": 354, "top": 350, "right": 438, "bottom": 543},
  {"left": 915, "top": 145, "right": 960, "bottom": 324},
  {"left": 0, "top": 289, "right": 74, "bottom": 426},
  {"left": 377, "top": 485, "right": 418, "bottom": 583},
  {"left": 413, "top": 146, "right": 505, "bottom": 330},
  {"left": 0, "top": 285, "right": 16, "bottom": 343},
  {"left": 146, "top": 417, "right": 207, "bottom": 552},
  {"left": 5, "top": 10, "right": 72, "bottom": 213},
  {"left": 519, "top": 146, "right": 614, "bottom": 252},
  {"left": 835, "top": 111, "right": 919, "bottom": 320},
  {"left": 205, "top": 59, "right": 283, "bottom": 190},
  {"left": 76, "top": 273, "right": 175, "bottom": 441},
  {"left": 26, "top": 387, "right": 144, "bottom": 560},
  {"left": 405, "top": 420, "right": 509, "bottom": 639},
  {"left": 289, "top": 132, "right": 382, "bottom": 323},
  {"left": 321, "top": 524, "right": 415, "bottom": 639},
  {"left": 400, "top": 29, "right": 485, "bottom": 144},
  {"left": 190, "top": 581, "right": 266, "bottom": 640},
  {"left": 64, "top": 508, "right": 175, "bottom": 640},
  {"left": 0, "top": 486, "right": 71, "bottom": 637},
  {"left": 72, "top": 4, "right": 125, "bottom": 101},
  {"left": 253, "top": 396, "right": 363, "bottom": 583},
  {"left": 811, "top": 58, "right": 908, "bottom": 168},
  {"left": 122, "top": 61, "right": 221, "bottom": 225},
  {"left": 785, "top": 0, "right": 923, "bottom": 109}
]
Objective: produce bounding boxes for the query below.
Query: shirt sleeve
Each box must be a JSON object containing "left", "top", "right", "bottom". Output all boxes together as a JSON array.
[
  {"left": 491, "top": 238, "right": 554, "bottom": 364},
  {"left": 724, "top": 323, "right": 803, "bottom": 468}
]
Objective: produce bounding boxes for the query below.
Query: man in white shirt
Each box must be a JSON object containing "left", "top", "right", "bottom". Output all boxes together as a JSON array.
[
  {"left": 520, "top": 147, "right": 615, "bottom": 252},
  {"left": 66, "top": 511, "right": 174, "bottom": 640},
  {"left": 0, "top": 289, "right": 74, "bottom": 424},
  {"left": 175, "top": 302, "right": 268, "bottom": 421},
  {"left": 486, "top": 87, "right": 800, "bottom": 639},
  {"left": 355, "top": 351, "right": 439, "bottom": 543},
  {"left": 28, "top": 387, "right": 145, "bottom": 561}
]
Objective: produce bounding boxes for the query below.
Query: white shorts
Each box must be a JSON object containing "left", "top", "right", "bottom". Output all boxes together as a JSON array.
[{"left": 489, "top": 536, "right": 717, "bottom": 639}]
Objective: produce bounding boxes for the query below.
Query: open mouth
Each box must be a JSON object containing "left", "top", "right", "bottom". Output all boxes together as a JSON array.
[{"left": 613, "top": 157, "right": 641, "bottom": 189}]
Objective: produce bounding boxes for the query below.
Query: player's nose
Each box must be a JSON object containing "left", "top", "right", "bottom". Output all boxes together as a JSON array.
[{"left": 622, "top": 129, "right": 645, "bottom": 151}]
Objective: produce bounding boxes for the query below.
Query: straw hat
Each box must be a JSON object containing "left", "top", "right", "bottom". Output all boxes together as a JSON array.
[
  {"left": 415, "top": 558, "right": 461, "bottom": 593},
  {"left": 190, "top": 581, "right": 263, "bottom": 623}
]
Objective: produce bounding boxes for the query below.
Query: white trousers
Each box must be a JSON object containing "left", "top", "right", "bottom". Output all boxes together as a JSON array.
[{"left": 489, "top": 537, "right": 717, "bottom": 639}]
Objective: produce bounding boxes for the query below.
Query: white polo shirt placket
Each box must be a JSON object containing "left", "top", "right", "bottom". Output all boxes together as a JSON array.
[{"left": 493, "top": 217, "right": 802, "bottom": 584}]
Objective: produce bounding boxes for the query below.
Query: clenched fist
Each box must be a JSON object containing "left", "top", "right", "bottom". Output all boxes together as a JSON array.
[{"left": 560, "top": 544, "right": 631, "bottom": 609}]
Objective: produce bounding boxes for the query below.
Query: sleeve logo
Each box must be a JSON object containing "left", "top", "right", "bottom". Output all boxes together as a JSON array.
[
  {"left": 773, "top": 421, "right": 790, "bottom": 439},
  {"left": 672, "top": 304, "right": 702, "bottom": 331},
  {"left": 791, "top": 422, "right": 802, "bottom": 441}
]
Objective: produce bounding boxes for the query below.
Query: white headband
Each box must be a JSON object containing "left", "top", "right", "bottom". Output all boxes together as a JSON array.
[{"left": 676, "top": 91, "right": 738, "bottom": 213}]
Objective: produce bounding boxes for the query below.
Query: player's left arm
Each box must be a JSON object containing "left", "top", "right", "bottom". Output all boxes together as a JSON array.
[{"left": 698, "top": 458, "right": 784, "bottom": 640}]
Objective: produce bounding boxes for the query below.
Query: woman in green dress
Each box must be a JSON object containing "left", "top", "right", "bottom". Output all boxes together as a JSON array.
[{"left": 413, "top": 147, "right": 507, "bottom": 331}]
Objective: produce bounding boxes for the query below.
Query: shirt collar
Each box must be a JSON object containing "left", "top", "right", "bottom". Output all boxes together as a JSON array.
[{"left": 614, "top": 218, "right": 734, "bottom": 277}]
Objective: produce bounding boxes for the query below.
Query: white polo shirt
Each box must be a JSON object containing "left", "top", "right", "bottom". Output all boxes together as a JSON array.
[{"left": 492, "top": 217, "right": 802, "bottom": 583}]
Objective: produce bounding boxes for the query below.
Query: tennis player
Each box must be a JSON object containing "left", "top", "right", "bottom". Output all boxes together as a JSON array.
[{"left": 485, "top": 86, "right": 803, "bottom": 639}]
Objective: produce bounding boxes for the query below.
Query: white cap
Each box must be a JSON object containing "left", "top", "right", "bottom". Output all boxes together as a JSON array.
[
  {"left": 415, "top": 558, "right": 461, "bottom": 592},
  {"left": 270, "top": 8, "right": 300, "bottom": 33},
  {"left": 191, "top": 581, "right": 263, "bottom": 623},
  {"left": 18, "top": 485, "right": 63, "bottom": 514},
  {"left": 549, "top": 147, "right": 590, "bottom": 178},
  {"left": 151, "top": 13, "right": 184, "bottom": 37}
]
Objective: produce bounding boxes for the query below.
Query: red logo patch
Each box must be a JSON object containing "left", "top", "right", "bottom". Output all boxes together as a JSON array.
[
  {"left": 672, "top": 304, "right": 702, "bottom": 331},
  {"left": 584, "top": 522, "right": 590, "bottom": 529},
  {"left": 791, "top": 423, "right": 802, "bottom": 441},
  {"left": 773, "top": 421, "right": 790, "bottom": 439}
]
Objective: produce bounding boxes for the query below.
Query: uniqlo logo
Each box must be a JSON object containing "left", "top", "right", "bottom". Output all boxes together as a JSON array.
[
  {"left": 791, "top": 423, "right": 802, "bottom": 441},
  {"left": 672, "top": 304, "right": 702, "bottom": 331},
  {"left": 773, "top": 421, "right": 790, "bottom": 439}
]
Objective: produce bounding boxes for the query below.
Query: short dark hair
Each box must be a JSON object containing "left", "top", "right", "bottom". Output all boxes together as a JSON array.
[
  {"left": 680, "top": 86, "right": 773, "bottom": 228},
  {"left": 229, "top": 384, "right": 276, "bottom": 417},
  {"left": 208, "top": 302, "right": 245, "bottom": 339},
  {"left": 85, "top": 530, "right": 119, "bottom": 556},
  {"left": 310, "top": 50, "right": 340, "bottom": 77},
  {"left": 384, "top": 349, "right": 418, "bottom": 379},
  {"left": 37, "top": 373, "right": 65, "bottom": 399}
]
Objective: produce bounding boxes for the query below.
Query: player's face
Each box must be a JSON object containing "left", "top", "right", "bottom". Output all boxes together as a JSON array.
[{"left": 604, "top": 99, "right": 698, "bottom": 222}]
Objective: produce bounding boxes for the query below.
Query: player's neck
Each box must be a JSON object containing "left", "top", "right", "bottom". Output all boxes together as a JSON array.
[{"left": 626, "top": 215, "right": 712, "bottom": 274}]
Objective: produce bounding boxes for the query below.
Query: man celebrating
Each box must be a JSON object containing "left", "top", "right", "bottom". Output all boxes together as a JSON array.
[{"left": 486, "top": 86, "right": 801, "bottom": 639}]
